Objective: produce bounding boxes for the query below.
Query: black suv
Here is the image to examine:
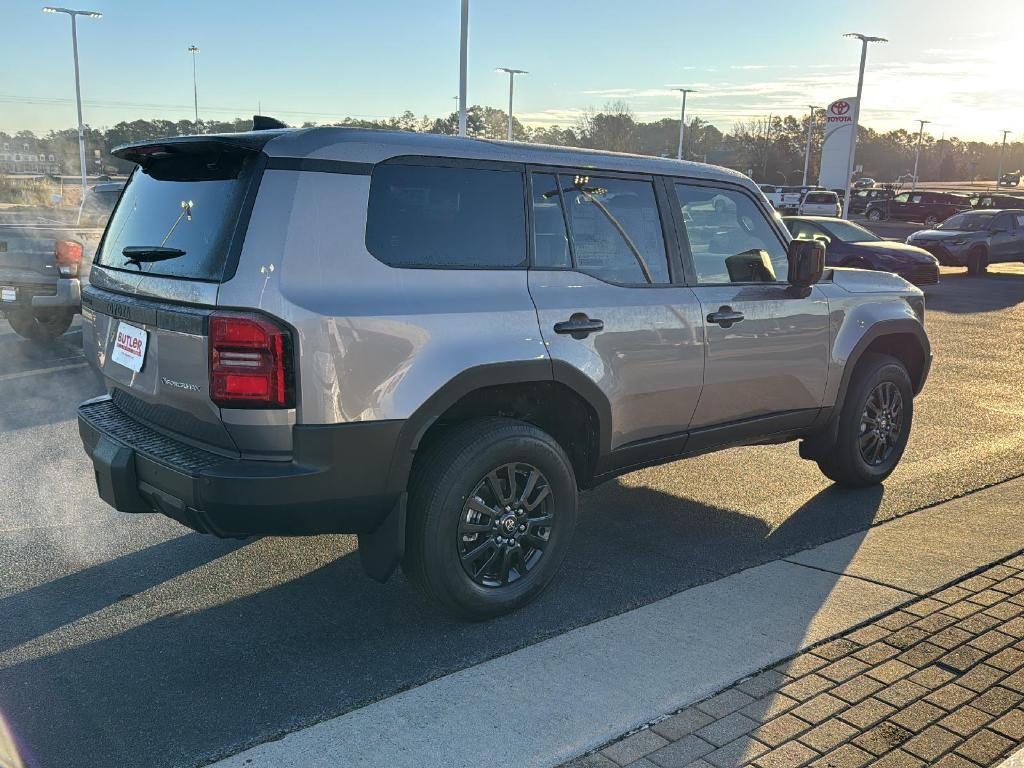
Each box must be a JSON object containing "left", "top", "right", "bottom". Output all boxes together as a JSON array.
[{"left": 865, "top": 190, "right": 971, "bottom": 227}]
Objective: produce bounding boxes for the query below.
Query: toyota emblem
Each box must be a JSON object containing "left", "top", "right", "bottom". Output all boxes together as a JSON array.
[{"left": 833, "top": 101, "right": 850, "bottom": 115}]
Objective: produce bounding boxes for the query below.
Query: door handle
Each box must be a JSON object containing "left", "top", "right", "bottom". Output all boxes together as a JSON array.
[
  {"left": 707, "top": 306, "right": 745, "bottom": 329},
  {"left": 554, "top": 313, "right": 604, "bottom": 339}
]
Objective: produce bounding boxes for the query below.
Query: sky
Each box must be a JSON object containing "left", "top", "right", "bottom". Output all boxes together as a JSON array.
[{"left": 2, "top": 0, "right": 1023, "bottom": 142}]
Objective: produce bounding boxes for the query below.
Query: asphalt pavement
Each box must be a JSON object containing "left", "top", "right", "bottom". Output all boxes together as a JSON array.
[{"left": 0, "top": 252, "right": 1023, "bottom": 768}]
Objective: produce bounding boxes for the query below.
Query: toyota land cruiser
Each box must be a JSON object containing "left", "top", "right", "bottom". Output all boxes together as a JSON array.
[{"left": 77, "top": 124, "right": 931, "bottom": 618}]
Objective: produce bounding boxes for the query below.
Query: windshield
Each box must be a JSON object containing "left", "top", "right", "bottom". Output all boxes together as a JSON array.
[
  {"left": 94, "top": 150, "right": 256, "bottom": 281},
  {"left": 938, "top": 213, "right": 994, "bottom": 231},
  {"left": 818, "top": 220, "right": 881, "bottom": 242}
]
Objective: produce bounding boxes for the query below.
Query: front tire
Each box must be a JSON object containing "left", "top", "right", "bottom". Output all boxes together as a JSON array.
[
  {"left": 924, "top": 214, "right": 939, "bottom": 228},
  {"left": 866, "top": 208, "right": 883, "bottom": 222},
  {"left": 817, "top": 353, "right": 914, "bottom": 487},
  {"left": 6, "top": 309, "right": 73, "bottom": 343},
  {"left": 967, "top": 246, "right": 988, "bottom": 276},
  {"left": 403, "top": 419, "right": 578, "bottom": 619}
]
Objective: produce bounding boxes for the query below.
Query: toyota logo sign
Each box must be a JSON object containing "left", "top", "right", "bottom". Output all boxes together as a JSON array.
[{"left": 832, "top": 101, "right": 850, "bottom": 116}]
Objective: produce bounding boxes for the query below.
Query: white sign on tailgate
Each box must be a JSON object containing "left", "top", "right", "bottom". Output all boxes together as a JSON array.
[{"left": 111, "top": 322, "right": 148, "bottom": 373}]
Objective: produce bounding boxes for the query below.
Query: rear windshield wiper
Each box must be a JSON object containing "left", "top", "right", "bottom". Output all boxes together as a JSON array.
[{"left": 122, "top": 246, "right": 186, "bottom": 268}]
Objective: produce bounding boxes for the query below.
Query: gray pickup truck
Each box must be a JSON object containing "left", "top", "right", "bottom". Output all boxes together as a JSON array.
[
  {"left": 0, "top": 225, "right": 88, "bottom": 341},
  {"left": 76, "top": 127, "right": 931, "bottom": 618}
]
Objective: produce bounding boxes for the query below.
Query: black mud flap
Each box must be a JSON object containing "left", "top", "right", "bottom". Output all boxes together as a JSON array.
[
  {"left": 92, "top": 436, "right": 151, "bottom": 513},
  {"left": 357, "top": 493, "right": 407, "bottom": 583}
]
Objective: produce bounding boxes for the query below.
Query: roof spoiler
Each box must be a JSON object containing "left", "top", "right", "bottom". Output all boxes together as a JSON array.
[
  {"left": 113, "top": 136, "right": 273, "bottom": 168},
  {"left": 252, "top": 115, "right": 288, "bottom": 131}
]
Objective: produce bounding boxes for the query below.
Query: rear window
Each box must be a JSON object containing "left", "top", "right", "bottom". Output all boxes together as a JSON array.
[
  {"left": 95, "top": 150, "right": 256, "bottom": 281},
  {"left": 805, "top": 193, "right": 836, "bottom": 204},
  {"left": 365, "top": 163, "right": 527, "bottom": 268}
]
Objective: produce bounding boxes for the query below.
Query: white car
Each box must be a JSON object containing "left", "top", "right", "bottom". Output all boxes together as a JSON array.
[
  {"left": 798, "top": 190, "right": 842, "bottom": 217},
  {"left": 758, "top": 184, "right": 784, "bottom": 210}
]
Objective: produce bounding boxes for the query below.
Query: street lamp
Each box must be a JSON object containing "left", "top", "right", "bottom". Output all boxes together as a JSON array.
[
  {"left": 673, "top": 88, "right": 696, "bottom": 161},
  {"left": 458, "top": 0, "right": 469, "bottom": 137},
  {"left": 42, "top": 6, "right": 101, "bottom": 202},
  {"left": 802, "top": 105, "right": 821, "bottom": 187},
  {"left": 496, "top": 67, "right": 527, "bottom": 141},
  {"left": 995, "top": 130, "right": 1012, "bottom": 188},
  {"left": 911, "top": 119, "right": 930, "bottom": 193},
  {"left": 841, "top": 32, "right": 887, "bottom": 219},
  {"left": 188, "top": 45, "right": 200, "bottom": 133}
]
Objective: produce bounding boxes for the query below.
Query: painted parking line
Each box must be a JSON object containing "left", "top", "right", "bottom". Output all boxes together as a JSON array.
[
  {"left": 211, "top": 476, "right": 1024, "bottom": 768},
  {"left": 0, "top": 362, "right": 88, "bottom": 383}
]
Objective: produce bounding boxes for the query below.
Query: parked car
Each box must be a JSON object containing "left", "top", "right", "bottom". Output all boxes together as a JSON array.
[
  {"left": 972, "top": 193, "right": 1024, "bottom": 210},
  {"left": 864, "top": 190, "right": 971, "bottom": 227},
  {"left": 76, "top": 125, "right": 931, "bottom": 618},
  {"left": 778, "top": 185, "right": 824, "bottom": 213},
  {"left": 852, "top": 177, "right": 876, "bottom": 189},
  {"left": 0, "top": 226, "right": 87, "bottom": 341},
  {"left": 849, "top": 187, "right": 893, "bottom": 215},
  {"left": 784, "top": 216, "right": 939, "bottom": 285},
  {"left": 906, "top": 209, "right": 1024, "bottom": 275},
  {"left": 999, "top": 172, "right": 1021, "bottom": 187},
  {"left": 758, "top": 184, "right": 784, "bottom": 210},
  {"left": 77, "top": 181, "right": 125, "bottom": 228},
  {"left": 798, "top": 190, "right": 841, "bottom": 217}
]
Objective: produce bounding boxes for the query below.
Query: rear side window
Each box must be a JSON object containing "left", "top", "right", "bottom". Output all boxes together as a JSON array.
[
  {"left": 95, "top": 151, "right": 256, "bottom": 281},
  {"left": 366, "top": 164, "right": 526, "bottom": 268}
]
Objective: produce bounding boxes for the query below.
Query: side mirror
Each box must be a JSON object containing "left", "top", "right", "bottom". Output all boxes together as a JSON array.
[{"left": 787, "top": 239, "right": 825, "bottom": 296}]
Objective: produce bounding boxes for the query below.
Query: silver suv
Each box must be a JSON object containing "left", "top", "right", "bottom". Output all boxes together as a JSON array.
[{"left": 77, "top": 126, "right": 931, "bottom": 618}]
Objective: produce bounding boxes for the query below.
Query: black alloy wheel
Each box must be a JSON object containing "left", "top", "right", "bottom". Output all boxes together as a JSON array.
[
  {"left": 858, "top": 381, "right": 904, "bottom": 467},
  {"left": 457, "top": 463, "right": 554, "bottom": 587}
]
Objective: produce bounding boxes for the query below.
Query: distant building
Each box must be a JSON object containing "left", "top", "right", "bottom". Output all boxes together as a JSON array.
[{"left": 0, "top": 138, "right": 62, "bottom": 175}]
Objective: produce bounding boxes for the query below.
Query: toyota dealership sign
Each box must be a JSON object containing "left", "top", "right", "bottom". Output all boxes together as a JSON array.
[{"left": 818, "top": 97, "right": 858, "bottom": 191}]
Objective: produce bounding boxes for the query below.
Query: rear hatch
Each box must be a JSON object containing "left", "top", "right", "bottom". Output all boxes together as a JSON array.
[
  {"left": 85, "top": 135, "right": 291, "bottom": 459},
  {"left": 0, "top": 227, "right": 62, "bottom": 295}
]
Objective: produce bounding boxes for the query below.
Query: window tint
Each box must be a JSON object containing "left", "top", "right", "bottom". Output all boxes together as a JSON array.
[
  {"left": 804, "top": 192, "right": 836, "bottom": 204},
  {"left": 894, "top": 193, "right": 910, "bottom": 203},
  {"left": 365, "top": 164, "right": 527, "bottom": 268},
  {"left": 910, "top": 194, "right": 924, "bottom": 204},
  {"left": 95, "top": 153, "right": 255, "bottom": 281},
  {"left": 993, "top": 213, "right": 1015, "bottom": 230},
  {"left": 530, "top": 173, "right": 571, "bottom": 269},
  {"left": 558, "top": 174, "right": 670, "bottom": 284},
  {"left": 675, "top": 183, "right": 786, "bottom": 284}
]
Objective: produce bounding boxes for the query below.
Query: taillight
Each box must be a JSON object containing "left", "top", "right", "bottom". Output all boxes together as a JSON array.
[
  {"left": 208, "top": 313, "right": 294, "bottom": 409},
  {"left": 55, "top": 239, "right": 83, "bottom": 277}
]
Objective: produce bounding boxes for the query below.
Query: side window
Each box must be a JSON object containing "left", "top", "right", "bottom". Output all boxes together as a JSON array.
[
  {"left": 788, "top": 221, "right": 825, "bottom": 241},
  {"left": 910, "top": 194, "right": 924, "bottom": 205},
  {"left": 365, "top": 163, "right": 527, "bottom": 268},
  {"left": 1016, "top": 214, "right": 1024, "bottom": 229},
  {"left": 530, "top": 173, "right": 571, "bottom": 269},
  {"left": 993, "top": 213, "right": 1014, "bottom": 231},
  {"left": 675, "top": 183, "right": 787, "bottom": 284},
  {"left": 894, "top": 193, "right": 910, "bottom": 203},
  {"left": 558, "top": 174, "right": 670, "bottom": 284}
]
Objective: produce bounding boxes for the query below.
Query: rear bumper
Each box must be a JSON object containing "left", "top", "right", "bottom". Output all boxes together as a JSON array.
[
  {"left": 77, "top": 394, "right": 405, "bottom": 538},
  {"left": 32, "top": 277, "right": 81, "bottom": 309}
]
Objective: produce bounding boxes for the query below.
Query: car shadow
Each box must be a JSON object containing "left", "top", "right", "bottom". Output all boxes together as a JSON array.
[
  {"left": 926, "top": 270, "right": 1024, "bottom": 314},
  {"left": 0, "top": 476, "right": 883, "bottom": 768}
]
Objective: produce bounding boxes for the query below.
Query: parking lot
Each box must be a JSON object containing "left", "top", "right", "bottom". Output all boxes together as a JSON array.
[{"left": 1, "top": 206, "right": 1023, "bottom": 767}]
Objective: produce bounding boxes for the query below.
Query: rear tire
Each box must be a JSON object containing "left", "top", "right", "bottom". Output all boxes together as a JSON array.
[
  {"left": 924, "top": 215, "right": 939, "bottom": 228},
  {"left": 402, "top": 418, "right": 578, "bottom": 620},
  {"left": 967, "top": 246, "right": 988, "bottom": 276},
  {"left": 6, "top": 309, "right": 73, "bottom": 343},
  {"left": 817, "top": 353, "right": 913, "bottom": 487},
  {"left": 866, "top": 208, "right": 883, "bottom": 222}
]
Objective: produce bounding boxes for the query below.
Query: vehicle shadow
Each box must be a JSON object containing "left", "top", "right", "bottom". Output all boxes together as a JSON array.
[
  {"left": 0, "top": 323, "right": 105, "bottom": 432},
  {"left": 926, "top": 270, "right": 1024, "bottom": 314},
  {"left": 0, "top": 477, "right": 883, "bottom": 768}
]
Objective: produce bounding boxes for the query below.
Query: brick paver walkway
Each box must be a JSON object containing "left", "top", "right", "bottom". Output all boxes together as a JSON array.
[{"left": 566, "top": 555, "right": 1024, "bottom": 768}]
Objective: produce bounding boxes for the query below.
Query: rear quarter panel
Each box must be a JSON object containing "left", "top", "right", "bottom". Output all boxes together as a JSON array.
[{"left": 218, "top": 169, "right": 547, "bottom": 425}]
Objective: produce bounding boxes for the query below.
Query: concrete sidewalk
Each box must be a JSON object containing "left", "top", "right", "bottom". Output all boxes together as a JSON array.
[{"left": 211, "top": 476, "right": 1024, "bottom": 768}]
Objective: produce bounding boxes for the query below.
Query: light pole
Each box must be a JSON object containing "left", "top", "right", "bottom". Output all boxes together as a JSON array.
[
  {"left": 802, "top": 105, "right": 820, "bottom": 186},
  {"left": 674, "top": 88, "right": 695, "bottom": 160},
  {"left": 458, "top": 0, "right": 469, "bottom": 137},
  {"left": 43, "top": 6, "right": 101, "bottom": 202},
  {"left": 995, "top": 130, "right": 1011, "bottom": 188},
  {"left": 841, "top": 32, "right": 887, "bottom": 219},
  {"left": 188, "top": 44, "right": 200, "bottom": 133},
  {"left": 496, "top": 68, "right": 527, "bottom": 141},
  {"left": 910, "top": 119, "right": 930, "bottom": 193}
]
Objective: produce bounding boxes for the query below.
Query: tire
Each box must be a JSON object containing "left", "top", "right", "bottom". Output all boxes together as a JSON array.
[
  {"left": 402, "top": 418, "right": 579, "bottom": 620},
  {"left": 924, "top": 215, "right": 939, "bottom": 228},
  {"left": 816, "top": 353, "right": 914, "bottom": 487},
  {"left": 966, "top": 246, "right": 988, "bottom": 276},
  {"left": 6, "top": 309, "right": 73, "bottom": 343},
  {"left": 866, "top": 208, "right": 883, "bottom": 222}
]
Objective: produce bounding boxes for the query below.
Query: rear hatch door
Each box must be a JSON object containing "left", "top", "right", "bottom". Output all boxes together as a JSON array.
[{"left": 85, "top": 138, "right": 267, "bottom": 457}]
